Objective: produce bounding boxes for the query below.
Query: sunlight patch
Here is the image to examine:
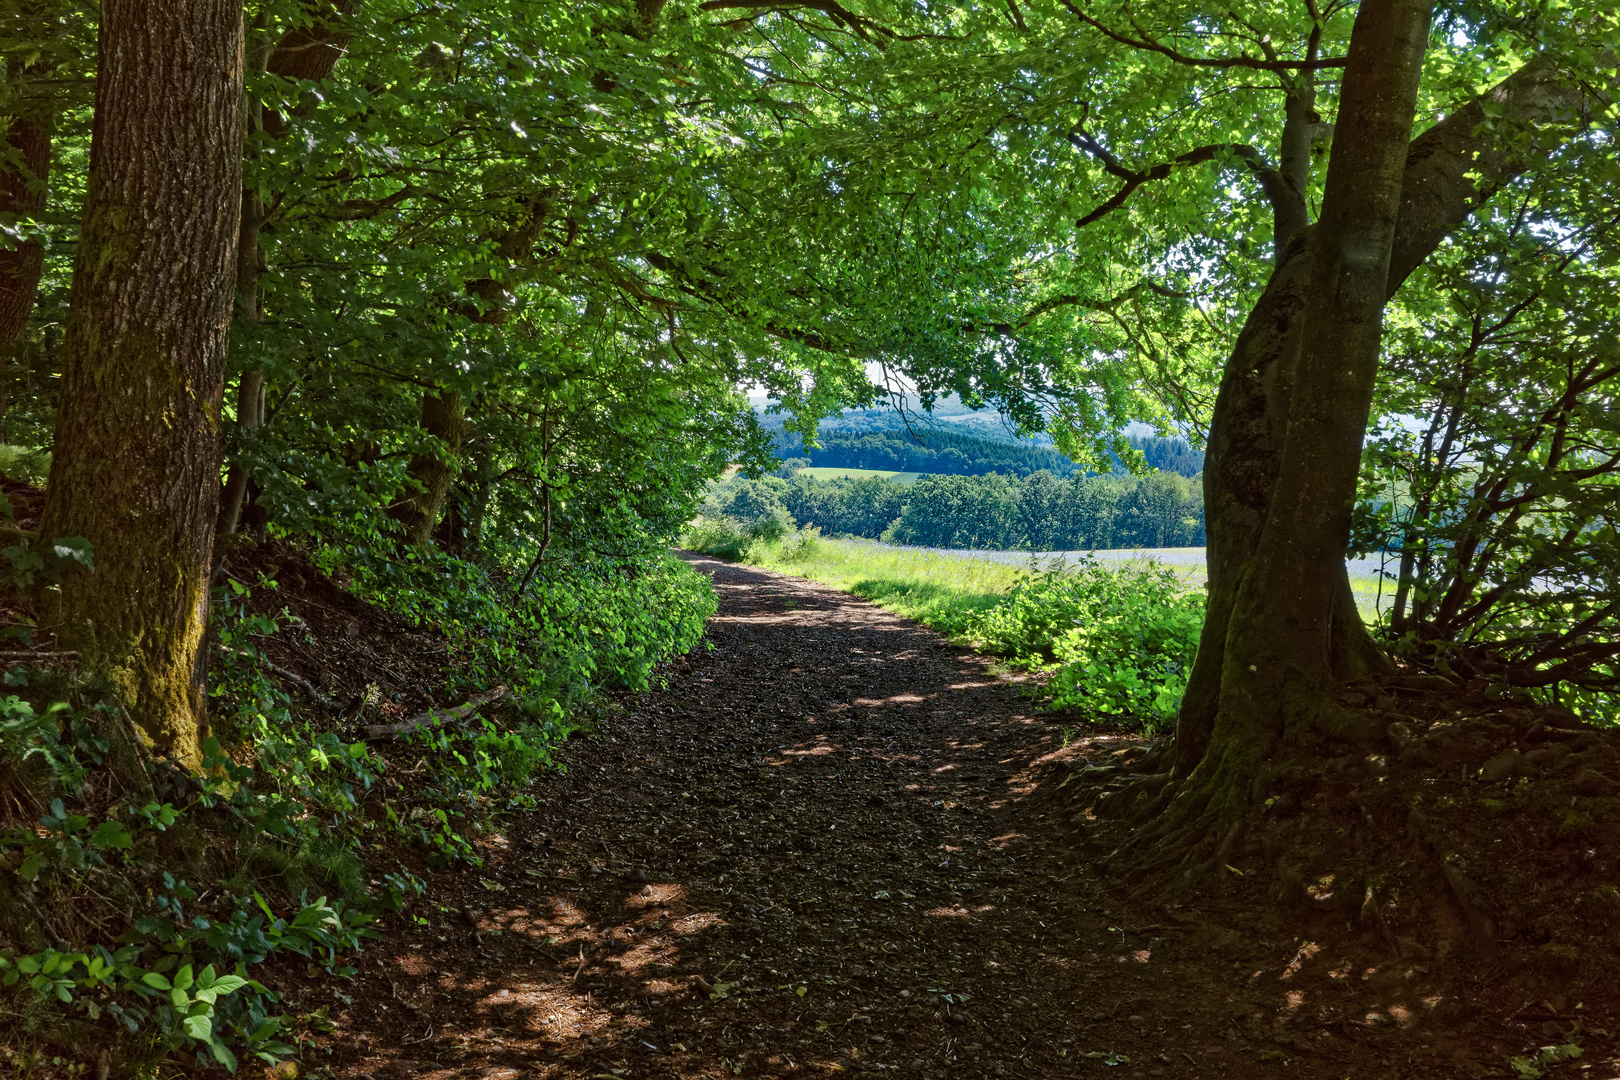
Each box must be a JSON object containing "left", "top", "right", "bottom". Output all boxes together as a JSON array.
[
  {"left": 672, "top": 911, "right": 724, "bottom": 934},
  {"left": 1280, "top": 941, "right": 1320, "bottom": 980},
  {"left": 626, "top": 882, "right": 686, "bottom": 908}
]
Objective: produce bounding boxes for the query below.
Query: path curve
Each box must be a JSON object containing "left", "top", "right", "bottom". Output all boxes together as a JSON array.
[{"left": 317, "top": 556, "right": 1517, "bottom": 1080}]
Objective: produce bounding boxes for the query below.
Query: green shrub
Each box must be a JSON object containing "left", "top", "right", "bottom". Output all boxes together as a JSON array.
[
  {"left": 965, "top": 558, "right": 1204, "bottom": 731},
  {"left": 747, "top": 505, "right": 795, "bottom": 543},
  {"left": 682, "top": 516, "right": 752, "bottom": 560}
]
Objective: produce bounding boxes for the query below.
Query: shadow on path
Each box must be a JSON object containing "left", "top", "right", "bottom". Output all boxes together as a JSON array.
[{"left": 312, "top": 555, "right": 1518, "bottom": 1080}]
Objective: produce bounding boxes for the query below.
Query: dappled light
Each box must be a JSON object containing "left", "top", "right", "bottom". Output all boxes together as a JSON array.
[{"left": 10, "top": 0, "right": 1618, "bottom": 1074}]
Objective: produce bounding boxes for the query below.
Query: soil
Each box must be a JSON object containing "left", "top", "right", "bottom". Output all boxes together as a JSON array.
[{"left": 284, "top": 555, "right": 1620, "bottom": 1080}]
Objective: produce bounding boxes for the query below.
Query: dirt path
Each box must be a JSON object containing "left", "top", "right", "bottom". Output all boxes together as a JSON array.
[{"left": 309, "top": 556, "right": 1605, "bottom": 1080}]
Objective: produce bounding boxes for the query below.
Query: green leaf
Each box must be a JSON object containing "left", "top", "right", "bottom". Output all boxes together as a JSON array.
[
  {"left": 89, "top": 821, "right": 133, "bottom": 849},
  {"left": 50, "top": 537, "right": 94, "bottom": 570},
  {"left": 209, "top": 975, "right": 248, "bottom": 996}
]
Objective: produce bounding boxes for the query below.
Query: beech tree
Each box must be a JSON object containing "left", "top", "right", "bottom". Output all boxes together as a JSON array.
[
  {"left": 37, "top": 0, "right": 244, "bottom": 764},
  {"left": 696, "top": 0, "right": 1616, "bottom": 871},
  {"left": 1047, "top": 6, "right": 1615, "bottom": 862}
]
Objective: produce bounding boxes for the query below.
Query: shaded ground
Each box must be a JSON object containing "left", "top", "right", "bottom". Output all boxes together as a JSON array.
[{"left": 298, "top": 555, "right": 1619, "bottom": 1080}]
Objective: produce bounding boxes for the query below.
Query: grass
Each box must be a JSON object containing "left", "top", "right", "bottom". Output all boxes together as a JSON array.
[
  {"left": 747, "top": 535, "right": 1028, "bottom": 636},
  {"left": 745, "top": 533, "right": 1397, "bottom": 635},
  {"left": 885, "top": 542, "right": 1394, "bottom": 626},
  {"left": 796, "top": 466, "right": 921, "bottom": 484}
]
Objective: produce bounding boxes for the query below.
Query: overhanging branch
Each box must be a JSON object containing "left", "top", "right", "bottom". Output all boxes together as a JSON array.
[
  {"left": 1058, "top": 1, "right": 1347, "bottom": 71},
  {"left": 1067, "top": 121, "right": 1292, "bottom": 227}
]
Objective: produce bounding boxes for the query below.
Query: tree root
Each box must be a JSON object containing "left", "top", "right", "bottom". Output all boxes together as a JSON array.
[
  {"left": 1186, "top": 819, "right": 1244, "bottom": 883},
  {"left": 1408, "top": 806, "right": 1498, "bottom": 961},
  {"left": 1095, "top": 770, "right": 1172, "bottom": 819}
]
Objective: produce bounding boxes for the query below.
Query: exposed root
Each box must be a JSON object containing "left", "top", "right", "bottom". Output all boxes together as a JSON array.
[
  {"left": 1187, "top": 819, "right": 1244, "bottom": 883},
  {"left": 1046, "top": 673, "right": 1620, "bottom": 994},
  {"left": 1095, "top": 770, "right": 1172, "bottom": 819}
]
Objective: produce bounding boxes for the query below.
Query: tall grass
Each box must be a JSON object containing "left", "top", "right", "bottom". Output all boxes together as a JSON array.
[{"left": 747, "top": 533, "right": 1028, "bottom": 636}]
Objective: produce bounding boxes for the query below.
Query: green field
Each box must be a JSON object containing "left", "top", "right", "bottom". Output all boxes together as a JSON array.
[
  {"left": 796, "top": 466, "right": 921, "bottom": 484},
  {"left": 747, "top": 536, "right": 1395, "bottom": 630},
  {"left": 748, "top": 536, "right": 1025, "bottom": 636}
]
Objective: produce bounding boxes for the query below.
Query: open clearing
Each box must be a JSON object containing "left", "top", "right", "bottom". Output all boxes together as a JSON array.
[
  {"left": 797, "top": 466, "right": 922, "bottom": 484},
  {"left": 826, "top": 541, "right": 1397, "bottom": 620}
]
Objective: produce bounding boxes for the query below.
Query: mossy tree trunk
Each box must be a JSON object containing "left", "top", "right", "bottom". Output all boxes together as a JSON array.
[
  {"left": 37, "top": 0, "right": 244, "bottom": 767},
  {"left": 389, "top": 389, "right": 466, "bottom": 549},
  {"left": 1196, "top": 0, "right": 1434, "bottom": 779}
]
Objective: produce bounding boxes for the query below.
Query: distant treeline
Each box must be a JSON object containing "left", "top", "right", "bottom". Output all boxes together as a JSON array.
[
  {"left": 770, "top": 427, "right": 1203, "bottom": 479},
  {"left": 709, "top": 469, "right": 1207, "bottom": 550}
]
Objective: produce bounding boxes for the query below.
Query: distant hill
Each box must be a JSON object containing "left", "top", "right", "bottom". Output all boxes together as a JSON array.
[{"left": 757, "top": 403, "right": 1203, "bottom": 479}]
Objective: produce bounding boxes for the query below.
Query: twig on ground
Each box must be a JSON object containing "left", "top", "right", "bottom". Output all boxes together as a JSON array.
[{"left": 360, "top": 684, "right": 511, "bottom": 740}]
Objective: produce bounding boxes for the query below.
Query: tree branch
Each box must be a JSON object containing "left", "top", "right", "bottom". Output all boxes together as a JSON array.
[
  {"left": 1068, "top": 122, "right": 1290, "bottom": 227},
  {"left": 1058, "top": 1, "right": 1347, "bottom": 71},
  {"left": 1388, "top": 52, "right": 1617, "bottom": 292},
  {"left": 698, "top": 0, "right": 952, "bottom": 44}
]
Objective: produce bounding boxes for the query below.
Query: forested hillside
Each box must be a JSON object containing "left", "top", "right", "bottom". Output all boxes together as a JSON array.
[
  {"left": 770, "top": 425, "right": 1204, "bottom": 478},
  {"left": 2, "top": 0, "right": 1618, "bottom": 1072},
  {"left": 708, "top": 469, "right": 1206, "bottom": 550}
]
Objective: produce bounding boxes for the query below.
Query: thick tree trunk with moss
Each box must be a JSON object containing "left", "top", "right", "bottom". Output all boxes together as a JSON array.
[
  {"left": 390, "top": 389, "right": 466, "bottom": 548},
  {"left": 37, "top": 0, "right": 244, "bottom": 767}
]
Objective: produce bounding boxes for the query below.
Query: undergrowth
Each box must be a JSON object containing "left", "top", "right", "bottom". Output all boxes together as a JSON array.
[
  {"left": 963, "top": 559, "right": 1204, "bottom": 731},
  {"left": 0, "top": 533, "right": 717, "bottom": 1074}
]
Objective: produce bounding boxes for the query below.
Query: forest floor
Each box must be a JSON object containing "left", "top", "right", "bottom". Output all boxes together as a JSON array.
[{"left": 298, "top": 555, "right": 1619, "bottom": 1080}]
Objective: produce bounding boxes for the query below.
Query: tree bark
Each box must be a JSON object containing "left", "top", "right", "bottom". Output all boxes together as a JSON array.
[
  {"left": 1174, "top": 47, "right": 1611, "bottom": 778},
  {"left": 390, "top": 389, "right": 466, "bottom": 548},
  {"left": 1220, "top": 0, "right": 1433, "bottom": 726},
  {"left": 1167, "top": 0, "right": 1433, "bottom": 805},
  {"left": 37, "top": 0, "right": 244, "bottom": 766}
]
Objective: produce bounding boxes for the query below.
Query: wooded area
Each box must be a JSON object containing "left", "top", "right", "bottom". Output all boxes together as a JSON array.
[
  {"left": 711, "top": 469, "right": 1207, "bottom": 550},
  {"left": 2, "top": 0, "right": 1618, "bottom": 1070}
]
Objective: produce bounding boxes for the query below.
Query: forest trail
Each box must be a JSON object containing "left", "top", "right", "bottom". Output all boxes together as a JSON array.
[{"left": 313, "top": 556, "right": 1560, "bottom": 1080}]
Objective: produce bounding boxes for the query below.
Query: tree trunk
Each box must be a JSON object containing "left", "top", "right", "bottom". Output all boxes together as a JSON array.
[
  {"left": 390, "top": 389, "right": 465, "bottom": 548},
  {"left": 218, "top": 5, "right": 354, "bottom": 536},
  {"left": 1174, "top": 48, "right": 1608, "bottom": 781},
  {"left": 37, "top": 0, "right": 244, "bottom": 766},
  {"left": 1163, "top": 0, "right": 1434, "bottom": 817},
  {"left": 1222, "top": 0, "right": 1432, "bottom": 720},
  {"left": 0, "top": 54, "right": 52, "bottom": 357}
]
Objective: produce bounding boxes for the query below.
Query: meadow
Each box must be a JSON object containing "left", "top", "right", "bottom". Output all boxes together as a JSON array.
[
  {"left": 745, "top": 535, "right": 1396, "bottom": 625},
  {"left": 725, "top": 532, "right": 1209, "bottom": 730},
  {"left": 795, "top": 466, "right": 921, "bottom": 484}
]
